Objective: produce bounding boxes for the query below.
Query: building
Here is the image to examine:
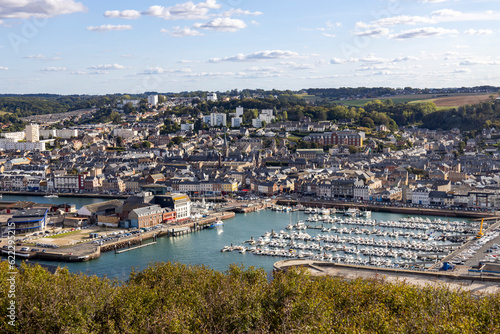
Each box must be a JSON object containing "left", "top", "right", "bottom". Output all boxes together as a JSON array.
[
  {"left": 252, "top": 118, "right": 262, "bottom": 128},
  {"left": 305, "top": 130, "right": 365, "bottom": 147},
  {"left": 236, "top": 106, "right": 244, "bottom": 117},
  {"left": 25, "top": 124, "right": 39, "bottom": 143},
  {"left": 53, "top": 175, "right": 85, "bottom": 191},
  {"left": 207, "top": 92, "right": 217, "bottom": 102},
  {"left": 77, "top": 200, "right": 123, "bottom": 223},
  {"left": 6, "top": 208, "right": 48, "bottom": 234},
  {"left": 148, "top": 94, "right": 159, "bottom": 106},
  {"left": 231, "top": 117, "right": 242, "bottom": 128},
  {"left": 331, "top": 179, "right": 364, "bottom": 199},
  {"left": 128, "top": 205, "right": 165, "bottom": 228},
  {"left": 210, "top": 113, "right": 227, "bottom": 127},
  {"left": 412, "top": 187, "right": 430, "bottom": 205},
  {"left": 154, "top": 193, "right": 191, "bottom": 221}
]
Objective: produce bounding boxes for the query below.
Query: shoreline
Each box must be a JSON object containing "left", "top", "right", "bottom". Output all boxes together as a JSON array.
[
  {"left": 2, "top": 211, "right": 235, "bottom": 263},
  {"left": 276, "top": 199, "right": 496, "bottom": 219},
  {"left": 273, "top": 259, "right": 500, "bottom": 294}
]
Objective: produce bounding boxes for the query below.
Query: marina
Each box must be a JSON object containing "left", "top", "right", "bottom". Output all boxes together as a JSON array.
[
  {"left": 10, "top": 207, "right": 495, "bottom": 279},
  {"left": 221, "top": 212, "right": 485, "bottom": 270}
]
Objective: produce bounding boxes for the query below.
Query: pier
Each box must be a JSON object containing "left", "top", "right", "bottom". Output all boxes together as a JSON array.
[{"left": 116, "top": 242, "right": 157, "bottom": 254}]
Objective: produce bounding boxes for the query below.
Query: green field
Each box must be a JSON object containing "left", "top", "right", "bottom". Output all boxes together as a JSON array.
[
  {"left": 0, "top": 110, "right": 11, "bottom": 115},
  {"left": 341, "top": 96, "right": 432, "bottom": 107}
]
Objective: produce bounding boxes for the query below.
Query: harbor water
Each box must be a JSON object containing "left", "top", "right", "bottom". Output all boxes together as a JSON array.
[{"left": 12, "top": 201, "right": 474, "bottom": 279}]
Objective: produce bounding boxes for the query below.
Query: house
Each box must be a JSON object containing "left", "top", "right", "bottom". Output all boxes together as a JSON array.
[{"left": 128, "top": 205, "right": 165, "bottom": 229}]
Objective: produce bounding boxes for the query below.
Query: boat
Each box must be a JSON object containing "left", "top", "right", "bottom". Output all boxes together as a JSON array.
[
  {"left": 344, "top": 208, "right": 359, "bottom": 216},
  {"left": 208, "top": 219, "right": 223, "bottom": 229},
  {"left": 44, "top": 194, "right": 59, "bottom": 198},
  {"left": 361, "top": 210, "right": 371, "bottom": 217}
]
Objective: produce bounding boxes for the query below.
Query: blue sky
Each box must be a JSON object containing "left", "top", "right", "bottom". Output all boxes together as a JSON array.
[{"left": 0, "top": 0, "right": 499, "bottom": 94}]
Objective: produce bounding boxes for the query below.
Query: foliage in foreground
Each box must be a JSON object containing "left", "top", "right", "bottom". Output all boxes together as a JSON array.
[{"left": 1, "top": 261, "right": 500, "bottom": 333}]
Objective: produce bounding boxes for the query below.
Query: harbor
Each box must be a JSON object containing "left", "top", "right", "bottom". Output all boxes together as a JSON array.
[{"left": 2, "top": 208, "right": 493, "bottom": 278}]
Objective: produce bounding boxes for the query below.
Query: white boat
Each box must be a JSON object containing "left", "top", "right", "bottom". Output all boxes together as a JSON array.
[
  {"left": 362, "top": 210, "right": 371, "bottom": 217},
  {"left": 344, "top": 208, "right": 359, "bottom": 216},
  {"left": 44, "top": 194, "right": 59, "bottom": 198}
]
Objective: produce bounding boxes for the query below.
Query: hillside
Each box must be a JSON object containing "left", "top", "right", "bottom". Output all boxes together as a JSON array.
[{"left": 1, "top": 261, "right": 499, "bottom": 333}]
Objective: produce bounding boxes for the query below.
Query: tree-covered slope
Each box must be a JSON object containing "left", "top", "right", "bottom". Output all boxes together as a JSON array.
[{"left": 1, "top": 261, "right": 499, "bottom": 333}]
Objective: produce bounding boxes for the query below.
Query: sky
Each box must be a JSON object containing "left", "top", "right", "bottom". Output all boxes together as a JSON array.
[{"left": 0, "top": 0, "right": 499, "bottom": 94}]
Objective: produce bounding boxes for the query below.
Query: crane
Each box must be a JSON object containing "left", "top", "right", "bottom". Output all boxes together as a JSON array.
[{"left": 476, "top": 218, "right": 484, "bottom": 239}]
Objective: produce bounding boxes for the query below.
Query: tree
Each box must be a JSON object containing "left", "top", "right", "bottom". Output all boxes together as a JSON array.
[
  {"left": 282, "top": 110, "right": 288, "bottom": 121},
  {"left": 348, "top": 145, "right": 358, "bottom": 154},
  {"left": 171, "top": 136, "right": 184, "bottom": 145},
  {"left": 361, "top": 117, "right": 375, "bottom": 128},
  {"left": 116, "top": 136, "right": 124, "bottom": 147},
  {"left": 142, "top": 141, "right": 151, "bottom": 148}
]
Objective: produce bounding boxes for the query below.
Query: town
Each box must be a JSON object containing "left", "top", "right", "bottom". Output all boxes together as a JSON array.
[{"left": 1, "top": 89, "right": 500, "bottom": 213}]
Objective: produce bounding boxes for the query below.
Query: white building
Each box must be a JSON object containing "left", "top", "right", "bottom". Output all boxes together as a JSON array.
[
  {"left": 412, "top": 187, "right": 430, "bottom": 205},
  {"left": 231, "top": 117, "right": 242, "bottom": 128},
  {"left": 252, "top": 118, "right": 263, "bottom": 128},
  {"left": 148, "top": 95, "right": 159, "bottom": 106},
  {"left": 1, "top": 131, "right": 25, "bottom": 141},
  {"left": 210, "top": 113, "right": 227, "bottom": 127},
  {"left": 39, "top": 129, "right": 57, "bottom": 139},
  {"left": 117, "top": 100, "right": 140, "bottom": 108},
  {"left": 26, "top": 124, "right": 39, "bottom": 142},
  {"left": 207, "top": 93, "right": 217, "bottom": 102},
  {"left": 57, "top": 129, "right": 78, "bottom": 139},
  {"left": 0, "top": 139, "right": 45, "bottom": 151},
  {"left": 236, "top": 106, "right": 244, "bottom": 118},
  {"left": 354, "top": 185, "right": 371, "bottom": 201},
  {"left": 113, "top": 128, "right": 138, "bottom": 139},
  {"left": 181, "top": 123, "right": 194, "bottom": 131}
]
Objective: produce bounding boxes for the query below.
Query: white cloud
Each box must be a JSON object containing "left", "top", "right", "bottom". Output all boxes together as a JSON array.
[
  {"left": 71, "top": 71, "right": 87, "bottom": 75},
  {"left": 185, "top": 71, "right": 236, "bottom": 77},
  {"left": 178, "top": 59, "right": 201, "bottom": 64},
  {"left": 279, "top": 61, "right": 315, "bottom": 70},
  {"left": 25, "top": 54, "right": 45, "bottom": 59},
  {"left": 322, "top": 33, "right": 336, "bottom": 38},
  {"left": 391, "top": 27, "right": 459, "bottom": 39},
  {"left": 41, "top": 67, "right": 66, "bottom": 71},
  {"left": 454, "top": 69, "right": 471, "bottom": 73},
  {"left": 163, "top": 27, "right": 204, "bottom": 37},
  {"left": 104, "top": 10, "right": 141, "bottom": 19},
  {"left": 220, "top": 8, "right": 262, "bottom": 17},
  {"left": 367, "top": 15, "right": 433, "bottom": 27},
  {"left": 144, "top": 0, "right": 220, "bottom": 20},
  {"left": 459, "top": 59, "right": 500, "bottom": 66},
  {"left": 357, "top": 9, "right": 500, "bottom": 30},
  {"left": 193, "top": 18, "right": 246, "bottom": 32},
  {"left": 88, "top": 64, "right": 126, "bottom": 70},
  {"left": 464, "top": 29, "right": 493, "bottom": 35},
  {"left": 359, "top": 54, "right": 388, "bottom": 64},
  {"left": 87, "top": 25, "right": 132, "bottom": 32},
  {"left": 330, "top": 57, "right": 347, "bottom": 64},
  {"left": 353, "top": 27, "right": 390, "bottom": 37},
  {"left": 392, "top": 56, "right": 419, "bottom": 62},
  {"left": 0, "top": 0, "right": 86, "bottom": 20},
  {"left": 142, "top": 67, "right": 192, "bottom": 74},
  {"left": 0, "top": 66, "right": 8, "bottom": 70},
  {"left": 209, "top": 50, "right": 300, "bottom": 62}
]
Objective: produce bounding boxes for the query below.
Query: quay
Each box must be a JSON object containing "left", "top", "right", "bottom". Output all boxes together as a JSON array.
[
  {"left": 273, "top": 260, "right": 500, "bottom": 294},
  {"left": 276, "top": 199, "right": 497, "bottom": 219}
]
